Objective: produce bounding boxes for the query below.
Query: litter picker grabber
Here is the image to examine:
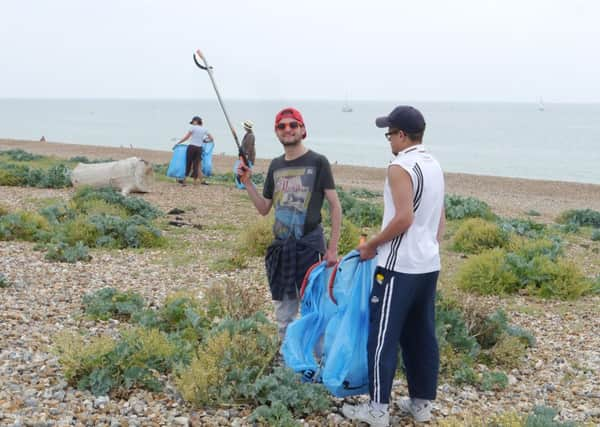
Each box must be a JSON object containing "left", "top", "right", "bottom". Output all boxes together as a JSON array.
[{"left": 193, "top": 50, "right": 250, "bottom": 173}]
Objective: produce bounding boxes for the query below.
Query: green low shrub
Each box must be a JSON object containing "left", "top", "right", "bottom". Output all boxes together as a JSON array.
[
  {"left": 480, "top": 371, "right": 509, "bottom": 391},
  {"left": 45, "top": 241, "right": 91, "bottom": 263},
  {"left": 0, "top": 212, "right": 50, "bottom": 241},
  {"left": 248, "top": 367, "right": 331, "bottom": 424},
  {"left": 0, "top": 273, "right": 8, "bottom": 288},
  {"left": 335, "top": 187, "right": 383, "bottom": 228},
  {"left": 557, "top": 208, "right": 600, "bottom": 228},
  {"left": 484, "top": 334, "right": 528, "bottom": 369},
  {"left": 0, "top": 203, "right": 9, "bottom": 216},
  {"left": 591, "top": 229, "right": 600, "bottom": 241},
  {"left": 239, "top": 215, "right": 274, "bottom": 257},
  {"left": 175, "top": 314, "right": 278, "bottom": 406},
  {"left": 338, "top": 218, "right": 362, "bottom": 254},
  {"left": 82, "top": 288, "right": 146, "bottom": 321},
  {"left": 0, "top": 149, "right": 44, "bottom": 161},
  {"left": 458, "top": 249, "right": 519, "bottom": 295},
  {"left": 525, "top": 406, "right": 577, "bottom": 427},
  {"left": 498, "top": 218, "right": 546, "bottom": 238},
  {"left": 72, "top": 187, "right": 162, "bottom": 220},
  {"left": 445, "top": 194, "right": 494, "bottom": 220},
  {"left": 53, "top": 328, "right": 176, "bottom": 396},
  {"left": 452, "top": 218, "right": 508, "bottom": 253}
]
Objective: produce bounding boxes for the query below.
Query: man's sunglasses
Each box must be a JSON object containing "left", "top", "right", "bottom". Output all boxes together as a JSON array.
[
  {"left": 276, "top": 121, "right": 300, "bottom": 130},
  {"left": 385, "top": 129, "right": 401, "bottom": 141}
]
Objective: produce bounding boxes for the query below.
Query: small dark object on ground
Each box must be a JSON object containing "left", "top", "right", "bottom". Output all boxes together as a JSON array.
[{"left": 167, "top": 208, "right": 185, "bottom": 215}]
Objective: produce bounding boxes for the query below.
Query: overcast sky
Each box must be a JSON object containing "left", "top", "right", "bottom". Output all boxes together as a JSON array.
[{"left": 1, "top": 0, "right": 599, "bottom": 102}]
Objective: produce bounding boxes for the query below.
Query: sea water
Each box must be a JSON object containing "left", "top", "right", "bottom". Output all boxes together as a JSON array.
[{"left": 1, "top": 98, "right": 599, "bottom": 184}]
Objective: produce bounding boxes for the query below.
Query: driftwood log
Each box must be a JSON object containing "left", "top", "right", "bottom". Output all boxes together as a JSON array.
[{"left": 71, "top": 157, "right": 153, "bottom": 195}]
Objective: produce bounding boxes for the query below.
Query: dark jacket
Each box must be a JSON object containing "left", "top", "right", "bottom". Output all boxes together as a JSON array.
[{"left": 265, "top": 225, "right": 326, "bottom": 300}]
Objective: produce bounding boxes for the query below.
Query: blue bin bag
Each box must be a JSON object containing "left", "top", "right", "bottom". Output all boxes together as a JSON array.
[
  {"left": 233, "top": 159, "right": 253, "bottom": 189},
  {"left": 281, "top": 261, "right": 336, "bottom": 375},
  {"left": 167, "top": 145, "right": 187, "bottom": 179},
  {"left": 321, "top": 251, "right": 375, "bottom": 398},
  {"left": 201, "top": 142, "right": 215, "bottom": 177}
]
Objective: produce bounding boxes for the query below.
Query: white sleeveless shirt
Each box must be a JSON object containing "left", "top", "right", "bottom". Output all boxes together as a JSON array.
[{"left": 376, "top": 144, "right": 445, "bottom": 274}]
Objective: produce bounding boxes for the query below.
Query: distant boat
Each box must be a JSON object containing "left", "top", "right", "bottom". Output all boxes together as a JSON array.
[
  {"left": 342, "top": 97, "right": 353, "bottom": 112},
  {"left": 537, "top": 97, "right": 545, "bottom": 111}
]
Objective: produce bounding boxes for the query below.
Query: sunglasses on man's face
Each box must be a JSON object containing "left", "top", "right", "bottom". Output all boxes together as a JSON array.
[
  {"left": 385, "top": 129, "right": 402, "bottom": 141},
  {"left": 276, "top": 121, "right": 300, "bottom": 130}
]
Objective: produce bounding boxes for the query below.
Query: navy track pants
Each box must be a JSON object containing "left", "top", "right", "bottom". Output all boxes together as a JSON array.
[{"left": 367, "top": 267, "right": 439, "bottom": 404}]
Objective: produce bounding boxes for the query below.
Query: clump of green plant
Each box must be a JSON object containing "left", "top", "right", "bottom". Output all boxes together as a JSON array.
[
  {"left": 203, "top": 279, "right": 268, "bottom": 321},
  {"left": 335, "top": 187, "right": 383, "bottom": 227},
  {"left": 212, "top": 252, "right": 249, "bottom": 272},
  {"left": 591, "top": 229, "right": 600, "bottom": 241},
  {"left": 445, "top": 194, "right": 494, "bottom": 220},
  {"left": 53, "top": 328, "right": 177, "bottom": 396},
  {"left": 87, "top": 214, "right": 166, "bottom": 249},
  {"left": 458, "top": 236, "right": 591, "bottom": 299},
  {"left": 247, "top": 367, "right": 332, "bottom": 424},
  {"left": 82, "top": 288, "right": 146, "bottom": 321},
  {"left": 239, "top": 215, "right": 274, "bottom": 257},
  {"left": 175, "top": 314, "right": 278, "bottom": 406},
  {"left": 0, "top": 203, "right": 10, "bottom": 217},
  {"left": 72, "top": 187, "right": 162, "bottom": 219},
  {"left": 557, "top": 208, "right": 600, "bottom": 228},
  {"left": 480, "top": 370, "right": 509, "bottom": 391},
  {"left": 484, "top": 334, "right": 528, "bottom": 369},
  {"left": 0, "top": 211, "right": 50, "bottom": 241},
  {"left": 525, "top": 210, "right": 541, "bottom": 216},
  {"left": 45, "top": 241, "right": 91, "bottom": 263},
  {"left": 498, "top": 218, "right": 546, "bottom": 238},
  {"left": 0, "top": 149, "right": 44, "bottom": 161},
  {"left": 452, "top": 218, "right": 508, "bottom": 253},
  {"left": 337, "top": 218, "right": 362, "bottom": 254},
  {"left": 69, "top": 156, "right": 115, "bottom": 164},
  {"left": 525, "top": 406, "right": 578, "bottom": 427},
  {"left": 0, "top": 273, "right": 9, "bottom": 288}
]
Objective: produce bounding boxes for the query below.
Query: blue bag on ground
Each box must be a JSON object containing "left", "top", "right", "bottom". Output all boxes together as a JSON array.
[
  {"left": 233, "top": 159, "right": 253, "bottom": 189},
  {"left": 321, "top": 250, "right": 375, "bottom": 397},
  {"left": 167, "top": 145, "right": 187, "bottom": 179},
  {"left": 201, "top": 142, "right": 214, "bottom": 177},
  {"left": 281, "top": 261, "right": 336, "bottom": 375}
]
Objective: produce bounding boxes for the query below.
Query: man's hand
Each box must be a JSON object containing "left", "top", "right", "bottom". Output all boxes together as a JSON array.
[
  {"left": 323, "top": 247, "right": 338, "bottom": 267},
  {"left": 237, "top": 162, "right": 252, "bottom": 185},
  {"left": 357, "top": 241, "right": 377, "bottom": 260}
]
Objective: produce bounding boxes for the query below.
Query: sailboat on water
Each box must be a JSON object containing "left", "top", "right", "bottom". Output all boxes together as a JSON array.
[
  {"left": 342, "top": 94, "right": 353, "bottom": 112},
  {"left": 537, "top": 97, "right": 545, "bottom": 112}
]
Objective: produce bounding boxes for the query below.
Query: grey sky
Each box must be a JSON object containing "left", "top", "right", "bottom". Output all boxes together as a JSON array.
[{"left": 2, "top": 0, "right": 599, "bottom": 102}]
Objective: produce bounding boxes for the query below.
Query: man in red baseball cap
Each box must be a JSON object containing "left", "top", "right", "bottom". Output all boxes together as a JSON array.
[{"left": 238, "top": 107, "right": 342, "bottom": 344}]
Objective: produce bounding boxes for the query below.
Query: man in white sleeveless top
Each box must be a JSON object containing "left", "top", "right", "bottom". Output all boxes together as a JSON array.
[{"left": 343, "top": 106, "right": 445, "bottom": 426}]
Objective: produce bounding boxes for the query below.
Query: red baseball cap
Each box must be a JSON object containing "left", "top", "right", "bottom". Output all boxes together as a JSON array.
[{"left": 274, "top": 107, "right": 306, "bottom": 138}]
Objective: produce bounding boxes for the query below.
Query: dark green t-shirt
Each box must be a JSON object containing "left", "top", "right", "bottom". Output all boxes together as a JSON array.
[{"left": 263, "top": 150, "right": 335, "bottom": 239}]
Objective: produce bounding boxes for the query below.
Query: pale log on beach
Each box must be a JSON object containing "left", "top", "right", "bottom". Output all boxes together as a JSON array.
[{"left": 71, "top": 157, "right": 154, "bottom": 195}]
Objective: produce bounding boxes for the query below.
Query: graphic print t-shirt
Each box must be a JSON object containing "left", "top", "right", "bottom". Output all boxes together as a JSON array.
[{"left": 263, "top": 150, "right": 335, "bottom": 240}]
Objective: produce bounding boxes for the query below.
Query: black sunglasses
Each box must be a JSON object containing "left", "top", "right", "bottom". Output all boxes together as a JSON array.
[
  {"left": 276, "top": 121, "right": 300, "bottom": 130},
  {"left": 385, "top": 129, "right": 402, "bottom": 141}
]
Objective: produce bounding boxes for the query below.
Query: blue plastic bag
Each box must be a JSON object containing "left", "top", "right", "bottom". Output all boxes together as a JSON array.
[
  {"left": 321, "top": 251, "right": 375, "bottom": 397},
  {"left": 167, "top": 145, "right": 187, "bottom": 179},
  {"left": 281, "top": 261, "right": 336, "bottom": 375},
  {"left": 201, "top": 142, "right": 214, "bottom": 177}
]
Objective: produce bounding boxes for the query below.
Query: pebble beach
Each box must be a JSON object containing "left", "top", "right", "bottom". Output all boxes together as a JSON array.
[{"left": 1, "top": 139, "right": 599, "bottom": 426}]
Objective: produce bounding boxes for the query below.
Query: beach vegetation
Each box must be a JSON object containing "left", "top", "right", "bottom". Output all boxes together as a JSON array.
[
  {"left": 557, "top": 208, "right": 600, "bottom": 228},
  {"left": 331, "top": 187, "right": 383, "bottom": 228},
  {"left": 248, "top": 367, "right": 331, "bottom": 425},
  {"left": 338, "top": 218, "right": 362, "bottom": 254},
  {"left": 498, "top": 218, "right": 546, "bottom": 239},
  {"left": 82, "top": 288, "right": 146, "bottom": 321},
  {"left": 203, "top": 278, "right": 268, "bottom": 321},
  {"left": 0, "top": 158, "right": 72, "bottom": 188},
  {"left": 69, "top": 156, "right": 115, "bottom": 163},
  {"left": 452, "top": 218, "right": 509, "bottom": 253},
  {"left": 590, "top": 229, "right": 600, "bottom": 241},
  {"left": 525, "top": 209, "right": 541, "bottom": 216},
  {"left": 239, "top": 215, "right": 274, "bottom": 257},
  {"left": 45, "top": 241, "right": 92, "bottom": 263},
  {"left": 438, "top": 405, "right": 577, "bottom": 427},
  {"left": 445, "top": 194, "right": 495, "bottom": 220},
  {"left": 0, "top": 211, "right": 50, "bottom": 241},
  {"left": 175, "top": 314, "right": 278, "bottom": 406},
  {"left": 72, "top": 187, "right": 162, "bottom": 219},
  {"left": 0, "top": 273, "right": 8, "bottom": 288}
]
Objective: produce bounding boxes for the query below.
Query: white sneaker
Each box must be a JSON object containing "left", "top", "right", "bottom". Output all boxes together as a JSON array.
[
  {"left": 342, "top": 402, "right": 390, "bottom": 427},
  {"left": 397, "top": 398, "right": 432, "bottom": 422}
]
